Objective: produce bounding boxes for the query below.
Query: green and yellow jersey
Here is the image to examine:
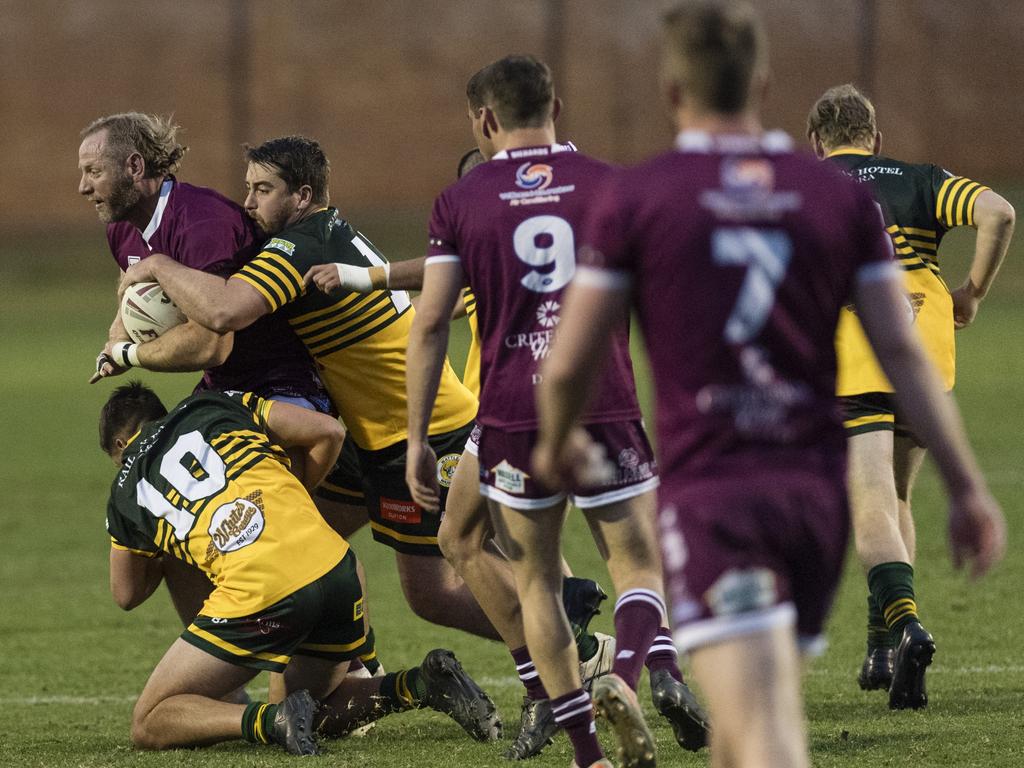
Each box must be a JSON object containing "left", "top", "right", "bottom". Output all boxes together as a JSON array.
[
  {"left": 461, "top": 287, "right": 481, "bottom": 398},
  {"left": 233, "top": 209, "right": 477, "bottom": 450},
  {"left": 829, "top": 150, "right": 989, "bottom": 395},
  {"left": 106, "top": 390, "right": 347, "bottom": 618}
]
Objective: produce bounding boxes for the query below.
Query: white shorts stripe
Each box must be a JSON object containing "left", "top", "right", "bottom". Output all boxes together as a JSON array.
[
  {"left": 480, "top": 484, "right": 567, "bottom": 511},
  {"left": 673, "top": 602, "right": 797, "bottom": 653},
  {"left": 571, "top": 475, "right": 659, "bottom": 509}
]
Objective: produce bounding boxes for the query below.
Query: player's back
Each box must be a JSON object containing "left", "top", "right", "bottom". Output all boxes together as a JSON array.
[
  {"left": 106, "top": 390, "right": 346, "bottom": 617},
  {"left": 429, "top": 144, "right": 640, "bottom": 430},
  {"left": 588, "top": 132, "right": 893, "bottom": 481}
]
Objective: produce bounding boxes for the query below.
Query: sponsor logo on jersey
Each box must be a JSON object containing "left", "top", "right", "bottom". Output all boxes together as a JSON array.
[
  {"left": 701, "top": 157, "right": 801, "bottom": 220},
  {"left": 515, "top": 162, "right": 554, "bottom": 191},
  {"left": 536, "top": 300, "right": 561, "bottom": 328},
  {"left": 266, "top": 237, "right": 296, "bottom": 256},
  {"left": 380, "top": 497, "right": 421, "bottom": 524},
  {"left": 705, "top": 567, "right": 778, "bottom": 617},
  {"left": 207, "top": 490, "right": 265, "bottom": 554},
  {"left": 491, "top": 459, "right": 527, "bottom": 495},
  {"left": 436, "top": 453, "right": 460, "bottom": 488}
]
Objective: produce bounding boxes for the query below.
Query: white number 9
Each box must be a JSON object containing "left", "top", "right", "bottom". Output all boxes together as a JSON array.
[{"left": 514, "top": 215, "right": 576, "bottom": 293}]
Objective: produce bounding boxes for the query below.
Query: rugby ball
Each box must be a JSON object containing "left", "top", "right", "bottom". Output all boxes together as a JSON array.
[{"left": 120, "top": 282, "right": 186, "bottom": 343}]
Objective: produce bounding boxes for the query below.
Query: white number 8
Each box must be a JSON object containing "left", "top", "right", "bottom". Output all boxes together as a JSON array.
[{"left": 514, "top": 215, "right": 576, "bottom": 293}]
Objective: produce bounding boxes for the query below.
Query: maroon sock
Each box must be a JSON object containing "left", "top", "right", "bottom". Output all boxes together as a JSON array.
[
  {"left": 552, "top": 688, "right": 603, "bottom": 768},
  {"left": 510, "top": 646, "right": 549, "bottom": 700},
  {"left": 613, "top": 589, "right": 664, "bottom": 689},
  {"left": 646, "top": 626, "right": 683, "bottom": 682}
]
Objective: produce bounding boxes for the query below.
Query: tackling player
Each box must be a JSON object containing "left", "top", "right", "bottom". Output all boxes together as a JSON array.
[
  {"left": 99, "top": 382, "right": 498, "bottom": 753},
  {"left": 533, "top": 3, "right": 1006, "bottom": 768},
  {"left": 406, "top": 55, "right": 708, "bottom": 768},
  {"left": 807, "top": 84, "right": 1016, "bottom": 707}
]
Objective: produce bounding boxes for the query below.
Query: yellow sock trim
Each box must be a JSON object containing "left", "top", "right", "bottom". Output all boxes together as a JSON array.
[{"left": 883, "top": 598, "right": 918, "bottom": 628}]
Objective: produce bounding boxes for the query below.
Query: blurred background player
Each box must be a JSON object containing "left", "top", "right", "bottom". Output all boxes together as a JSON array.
[
  {"left": 77, "top": 112, "right": 330, "bottom": 665},
  {"left": 533, "top": 3, "right": 1006, "bottom": 767},
  {"left": 308, "top": 147, "right": 618, "bottom": 759},
  {"left": 98, "top": 382, "right": 497, "bottom": 753},
  {"left": 807, "top": 84, "right": 1015, "bottom": 707},
  {"left": 406, "top": 55, "right": 708, "bottom": 768}
]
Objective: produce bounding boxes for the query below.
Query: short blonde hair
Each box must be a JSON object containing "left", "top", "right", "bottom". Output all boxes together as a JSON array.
[
  {"left": 81, "top": 112, "right": 188, "bottom": 178},
  {"left": 661, "top": 1, "right": 766, "bottom": 114},
  {"left": 806, "top": 84, "right": 877, "bottom": 149}
]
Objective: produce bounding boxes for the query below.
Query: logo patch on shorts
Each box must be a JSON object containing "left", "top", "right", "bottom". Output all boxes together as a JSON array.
[
  {"left": 380, "top": 497, "right": 421, "bottom": 524},
  {"left": 491, "top": 460, "right": 527, "bottom": 494},
  {"left": 436, "top": 453, "right": 460, "bottom": 488},
  {"left": 704, "top": 568, "right": 777, "bottom": 617},
  {"left": 207, "top": 491, "right": 265, "bottom": 554}
]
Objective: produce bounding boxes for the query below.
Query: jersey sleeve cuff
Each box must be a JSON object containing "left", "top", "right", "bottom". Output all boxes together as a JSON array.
[
  {"left": 425, "top": 255, "right": 461, "bottom": 265},
  {"left": 855, "top": 260, "right": 900, "bottom": 285},
  {"left": 574, "top": 265, "right": 632, "bottom": 290},
  {"left": 111, "top": 539, "right": 160, "bottom": 558}
]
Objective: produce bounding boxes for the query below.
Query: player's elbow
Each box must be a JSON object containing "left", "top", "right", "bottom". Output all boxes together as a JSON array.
[
  {"left": 111, "top": 584, "right": 144, "bottom": 611},
  {"left": 976, "top": 193, "right": 1016, "bottom": 234},
  {"left": 205, "top": 309, "right": 244, "bottom": 335},
  {"left": 201, "top": 332, "right": 234, "bottom": 367}
]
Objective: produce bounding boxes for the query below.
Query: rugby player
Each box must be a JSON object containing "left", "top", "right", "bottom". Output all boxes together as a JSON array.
[
  {"left": 807, "top": 84, "right": 1016, "bottom": 706},
  {"left": 406, "top": 55, "right": 708, "bottom": 768},
  {"left": 310, "top": 149, "right": 625, "bottom": 759},
  {"left": 78, "top": 113, "right": 330, "bottom": 649},
  {"left": 116, "top": 138, "right": 504, "bottom": 677},
  {"left": 533, "top": 3, "right": 1006, "bottom": 767},
  {"left": 99, "top": 382, "right": 498, "bottom": 753}
]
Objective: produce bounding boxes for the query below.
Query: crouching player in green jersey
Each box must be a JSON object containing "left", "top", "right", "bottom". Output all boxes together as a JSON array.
[{"left": 99, "top": 383, "right": 498, "bottom": 754}]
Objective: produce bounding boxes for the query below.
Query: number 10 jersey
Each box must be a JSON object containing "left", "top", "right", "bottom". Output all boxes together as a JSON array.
[{"left": 426, "top": 143, "right": 641, "bottom": 431}]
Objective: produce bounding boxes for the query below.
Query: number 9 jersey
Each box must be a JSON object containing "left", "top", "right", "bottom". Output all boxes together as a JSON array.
[
  {"left": 426, "top": 143, "right": 641, "bottom": 431},
  {"left": 105, "top": 390, "right": 348, "bottom": 619}
]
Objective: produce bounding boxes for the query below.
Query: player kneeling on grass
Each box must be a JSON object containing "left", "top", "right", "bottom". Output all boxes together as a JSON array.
[{"left": 99, "top": 382, "right": 499, "bottom": 754}]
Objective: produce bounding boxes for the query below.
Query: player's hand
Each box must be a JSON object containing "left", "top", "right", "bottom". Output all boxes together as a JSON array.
[
  {"left": 89, "top": 342, "right": 128, "bottom": 384},
  {"left": 532, "top": 427, "right": 617, "bottom": 491},
  {"left": 118, "top": 255, "right": 166, "bottom": 300},
  {"left": 406, "top": 439, "right": 441, "bottom": 513},
  {"left": 305, "top": 263, "right": 346, "bottom": 294},
  {"left": 951, "top": 280, "right": 982, "bottom": 329},
  {"left": 948, "top": 484, "right": 1006, "bottom": 580}
]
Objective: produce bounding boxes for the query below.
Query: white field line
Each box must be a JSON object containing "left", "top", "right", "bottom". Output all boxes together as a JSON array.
[{"left": 4, "top": 666, "right": 1023, "bottom": 706}]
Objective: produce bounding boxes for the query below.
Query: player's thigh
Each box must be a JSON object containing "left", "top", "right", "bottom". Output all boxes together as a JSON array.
[
  {"left": 579, "top": 489, "right": 659, "bottom": 570},
  {"left": 437, "top": 428, "right": 492, "bottom": 553},
  {"left": 846, "top": 431, "right": 897, "bottom": 518},
  {"left": 134, "top": 638, "right": 257, "bottom": 721},
  {"left": 315, "top": 435, "right": 370, "bottom": 538},
  {"left": 488, "top": 498, "right": 568, "bottom": 579},
  {"left": 893, "top": 433, "right": 928, "bottom": 503}
]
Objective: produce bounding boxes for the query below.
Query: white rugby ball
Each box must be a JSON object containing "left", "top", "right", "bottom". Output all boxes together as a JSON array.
[{"left": 120, "top": 282, "right": 186, "bottom": 343}]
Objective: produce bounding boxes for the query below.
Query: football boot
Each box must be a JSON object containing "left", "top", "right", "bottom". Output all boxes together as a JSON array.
[
  {"left": 888, "top": 621, "right": 935, "bottom": 710},
  {"left": 271, "top": 689, "right": 320, "bottom": 756},
  {"left": 504, "top": 695, "right": 557, "bottom": 760},
  {"left": 650, "top": 668, "right": 709, "bottom": 751},
  {"left": 857, "top": 646, "right": 895, "bottom": 691},
  {"left": 420, "top": 649, "right": 502, "bottom": 741},
  {"left": 592, "top": 673, "right": 656, "bottom": 768}
]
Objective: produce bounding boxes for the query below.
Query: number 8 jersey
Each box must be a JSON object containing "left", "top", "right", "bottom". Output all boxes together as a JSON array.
[
  {"left": 105, "top": 390, "right": 348, "bottom": 618},
  {"left": 426, "top": 143, "right": 641, "bottom": 431}
]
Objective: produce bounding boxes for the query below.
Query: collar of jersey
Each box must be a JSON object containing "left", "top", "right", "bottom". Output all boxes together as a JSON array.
[
  {"left": 140, "top": 178, "right": 174, "bottom": 246},
  {"left": 491, "top": 141, "right": 578, "bottom": 160},
  {"left": 826, "top": 147, "right": 874, "bottom": 158},
  {"left": 675, "top": 130, "right": 792, "bottom": 154}
]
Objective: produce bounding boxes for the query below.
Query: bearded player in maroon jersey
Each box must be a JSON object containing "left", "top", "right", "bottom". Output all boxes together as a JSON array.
[{"left": 534, "top": 3, "right": 1005, "bottom": 768}]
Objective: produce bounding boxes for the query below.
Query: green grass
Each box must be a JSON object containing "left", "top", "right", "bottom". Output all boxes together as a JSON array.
[{"left": 1, "top": 200, "right": 1022, "bottom": 766}]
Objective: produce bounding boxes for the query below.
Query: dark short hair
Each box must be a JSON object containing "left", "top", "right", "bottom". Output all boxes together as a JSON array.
[
  {"left": 466, "top": 55, "right": 555, "bottom": 130},
  {"left": 807, "top": 84, "right": 877, "bottom": 149},
  {"left": 457, "top": 148, "right": 486, "bottom": 179},
  {"left": 81, "top": 112, "right": 188, "bottom": 178},
  {"left": 662, "top": 1, "right": 766, "bottom": 114},
  {"left": 99, "top": 381, "right": 167, "bottom": 455},
  {"left": 244, "top": 136, "right": 330, "bottom": 206}
]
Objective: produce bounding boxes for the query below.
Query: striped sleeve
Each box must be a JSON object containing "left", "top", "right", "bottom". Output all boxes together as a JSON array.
[
  {"left": 935, "top": 172, "right": 990, "bottom": 229},
  {"left": 110, "top": 538, "right": 160, "bottom": 558},
  {"left": 235, "top": 391, "right": 274, "bottom": 429},
  {"left": 232, "top": 251, "right": 306, "bottom": 311}
]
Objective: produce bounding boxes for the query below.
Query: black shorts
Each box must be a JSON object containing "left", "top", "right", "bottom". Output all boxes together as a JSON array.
[
  {"left": 840, "top": 392, "right": 917, "bottom": 441},
  {"left": 181, "top": 550, "right": 373, "bottom": 673},
  {"left": 317, "top": 423, "right": 475, "bottom": 556}
]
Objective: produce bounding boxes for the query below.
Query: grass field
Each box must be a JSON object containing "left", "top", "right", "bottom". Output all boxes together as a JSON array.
[{"left": 1, "top": 205, "right": 1022, "bottom": 767}]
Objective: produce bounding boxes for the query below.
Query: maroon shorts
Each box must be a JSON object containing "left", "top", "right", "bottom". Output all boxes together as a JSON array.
[
  {"left": 659, "top": 458, "right": 849, "bottom": 655},
  {"left": 477, "top": 420, "right": 659, "bottom": 510}
]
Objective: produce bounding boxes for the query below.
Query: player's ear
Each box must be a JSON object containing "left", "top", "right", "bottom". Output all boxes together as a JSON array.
[
  {"left": 296, "top": 184, "right": 314, "bottom": 211},
  {"left": 809, "top": 131, "right": 827, "bottom": 159},
  {"left": 126, "top": 152, "right": 146, "bottom": 182},
  {"left": 873, "top": 131, "right": 882, "bottom": 155},
  {"left": 482, "top": 107, "right": 499, "bottom": 139},
  {"left": 551, "top": 97, "right": 562, "bottom": 124}
]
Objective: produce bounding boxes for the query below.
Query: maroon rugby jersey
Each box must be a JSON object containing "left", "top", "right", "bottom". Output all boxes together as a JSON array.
[
  {"left": 580, "top": 131, "right": 895, "bottom": 483},
  {"left": 107, "top": 178, "right": 324, "bottom": 399},
  {"left": 427, "top": 143, "right": 641, "bottom": 431}
]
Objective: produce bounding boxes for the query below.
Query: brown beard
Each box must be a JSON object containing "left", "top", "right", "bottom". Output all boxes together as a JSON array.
[{"left": 98, "top": 172, "right": 142, "bottom": 223}]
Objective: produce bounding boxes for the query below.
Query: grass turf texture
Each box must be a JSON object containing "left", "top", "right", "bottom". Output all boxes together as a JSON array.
[{"left": 2, "top": 204, "right": 1023, "bottom": 767}]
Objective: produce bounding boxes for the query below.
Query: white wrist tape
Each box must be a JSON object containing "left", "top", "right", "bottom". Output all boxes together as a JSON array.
[
  {"left": 338, "top": 262, "right": 390, "bottom": 292},
  {"left": 111, "top": 342, "right": 141, "bottom": 368}
]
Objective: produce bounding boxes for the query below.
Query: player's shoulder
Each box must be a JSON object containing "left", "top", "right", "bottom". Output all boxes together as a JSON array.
[{"left": 168, "top": 180, "right": 247, "bottom": 223}]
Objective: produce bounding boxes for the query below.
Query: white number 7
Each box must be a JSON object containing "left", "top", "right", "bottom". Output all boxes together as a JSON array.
[{"left": 712, "top": 228, "right": 792, "bottom": 344}]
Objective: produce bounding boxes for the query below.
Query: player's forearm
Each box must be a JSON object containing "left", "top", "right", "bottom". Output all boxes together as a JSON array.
[
  {"left": 387, "top": 257, "right": 426, "bottom": 291},
  {"left": 135, "top": 322, "right": 233, "bottom": 372},
  {"left": 299, "top": 435, "right": 344, "bottom": 492},
  {"left": 406, "top": 319, "right": 450, "bottom": 445},
  {"left": 967, "top": 191, "right": 1015, "bottom": 298},
  {"left": 110, "top": 551, "right": 164, "bottom": 611},
  {"left": 150, "top": 257, "right": 236, "bottom": 331}
]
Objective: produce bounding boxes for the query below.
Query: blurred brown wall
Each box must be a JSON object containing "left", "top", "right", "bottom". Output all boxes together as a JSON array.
[{"left": 2, "top": 0, "right": 1021, "bottom": 234}]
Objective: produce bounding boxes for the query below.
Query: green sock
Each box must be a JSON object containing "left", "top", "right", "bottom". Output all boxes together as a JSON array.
[
  {"left": 575, "top": 626, "right": 599, "bottom": 662},
  {"left": 379, "top": 668, "right": 427, "bottom": 712},
  {"left": 241, "top": 701, "right": 278, "bottom": 744},
  {"left": 866, "top": 593, "right": 894, "bottom": 649},
  {"left": 868, "top": 562, "right": 920, "bottom": 641}
]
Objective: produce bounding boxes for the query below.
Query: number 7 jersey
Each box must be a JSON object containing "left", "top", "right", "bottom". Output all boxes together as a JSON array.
[{"left": 426, "top": 143, "right": 641, "bottom": 431}]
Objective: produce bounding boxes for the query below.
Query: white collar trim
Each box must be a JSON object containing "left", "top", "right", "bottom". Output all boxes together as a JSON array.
[
  {"left": 675, "top": 130, "right": 793, "bottom": 154},
  {"left": 491, "top": 141, "right": 578, "bottom": 161},
  {"left": 140, "top": 179, "right": 174, "bottom": 246}
]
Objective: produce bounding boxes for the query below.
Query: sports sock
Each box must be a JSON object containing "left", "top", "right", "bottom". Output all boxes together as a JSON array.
[
  {"left": 552, "top": 688, "right": 604, "bottom": 768},
  {"left": 613, "top": 589, "right": 664, "bottom": 690},
  {"left": 359, "top": 647, "right": 382, "bottom": 676},
  {"left": 511, "top": 646, "right": 549, "bottom": 700},
  {"left": 865, "top": 593, "right": 894, "bottom": 649},
  {"left": 868, "top": 562, "right": 920, "bottom": 640},
  {"left": 645, "top": 626, "right": 683, "bottom": 683},
  {"left": 377, "top": 668, "right": 427, "bottom": 712},
  {"left": 241, "top": 701, "right": 278, "bottom": 744}
]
